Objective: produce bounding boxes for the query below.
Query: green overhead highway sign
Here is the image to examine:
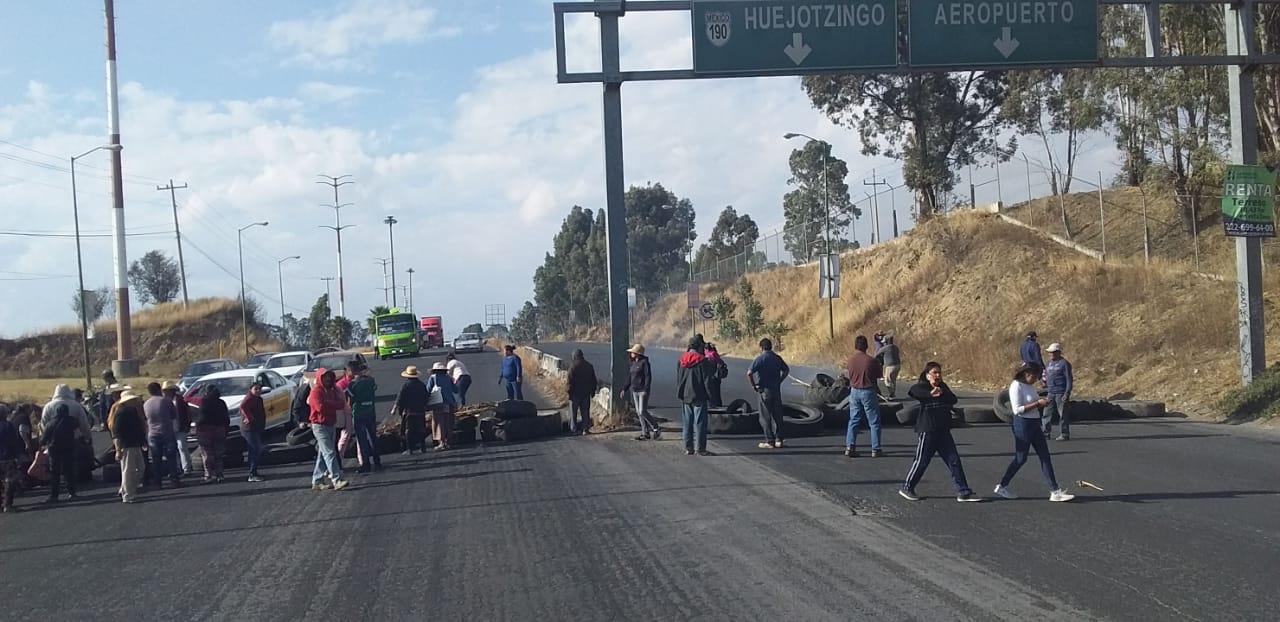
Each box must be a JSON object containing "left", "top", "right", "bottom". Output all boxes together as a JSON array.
[
  {"left": 692, "top": 0, "right": 898, "bottom": 76},
  {"left": 908, "top": 0, "right": 1099, "bottom": 68}
]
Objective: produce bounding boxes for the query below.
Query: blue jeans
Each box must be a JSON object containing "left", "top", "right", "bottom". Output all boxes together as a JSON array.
[
  {"left": 1043, "top": 394, "right": 1070, "bottom": 438},
  {"left": 845, "top": 388, "right": 882, "bottom": 450},
  {"left": 311, "top": 424, "right": 343, "bottom": 484},
  {"left": 243, "top": 430, "right": 263, "bottom": 476},
  {"left": 682, "top": 402, "right": 708, "bottom": 451},
  {"left": 353, "top": 416, "right": 380, "bottom": 467},
  {"left": 147, "top": 434, "right": 179, "bottom": 482},
  {"left": 999, "top": 416, "right": 1060, "bottom": 491},
  {"left": 505, "top": 380, "right": 524, "bottom": 401},
  {"left": 456, "top": 375, "right": 472, "bottom": 405}
]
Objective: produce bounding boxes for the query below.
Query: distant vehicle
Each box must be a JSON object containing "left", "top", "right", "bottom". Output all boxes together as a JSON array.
[
  {"left": 300, "top": 350, "right": 369, "bottom": 386},
  {"left": 452, "top": 332, "right": 484, "bottom": 353},
  {"left": 312, "top": 346, "right": 343, "bottom": 355},
  {"left": 264, "top": 350, "right": 313, "bottom": 384},
  {"left": 178, "top": 358, "right": 241, "bottom": 392},
  {"left": 183, "top": 369, "right": 296, "bottom": 441},
  {"left": 420, "top": 316, "right": 445, "bottom": 349},
  {"left": 244, "top": 352, "right": 278, "bottom": 369},
  {"left": 375, "top": 310, "right": 420, "bottom": 360}
]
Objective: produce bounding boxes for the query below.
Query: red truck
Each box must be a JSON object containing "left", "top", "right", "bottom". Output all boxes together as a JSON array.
[{"left": 419, "top": 316, "right": 445, "bottom": 349}]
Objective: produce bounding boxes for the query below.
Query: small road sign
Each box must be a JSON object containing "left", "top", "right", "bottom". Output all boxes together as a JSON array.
[
  {"left": 908, "top": 0, "right": 1099, "bottom": 68},
  {"left": 699, "top": 302, "right": 715, "bottom": 320},
  {"left": 692, "top": 0, "right": 898, "bottom": 76}
]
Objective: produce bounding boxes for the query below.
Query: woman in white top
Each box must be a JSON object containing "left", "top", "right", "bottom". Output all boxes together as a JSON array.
[
  {"left": 446, "top": 352, "right": 473, "bottom": 406},
  {"left": 995, "top": 364, "right": 1074, "bottom": 502}
]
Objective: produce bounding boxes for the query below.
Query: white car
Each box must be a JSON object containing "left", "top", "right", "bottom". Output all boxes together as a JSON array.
[
  {"left": 182, "top": 369, "right": 297, "bottom": 438},
  {"left": 264, "top": 350, "right": 312, "bottom": 384},
  {"left": 453, "top": 332, "right": 484, "bottom": 353}
]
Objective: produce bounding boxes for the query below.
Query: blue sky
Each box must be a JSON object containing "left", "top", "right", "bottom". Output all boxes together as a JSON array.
[{"left": 0, "top": 0, "right": 1117, "bottom": 340}]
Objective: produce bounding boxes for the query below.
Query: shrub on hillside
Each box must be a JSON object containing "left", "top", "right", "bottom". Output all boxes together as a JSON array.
[
  {"left": 1217, "top": 364, "right": 1280, "bottom": 423},
  {"left": 761, "top": 320, "right": 792, "bottom": 351}
]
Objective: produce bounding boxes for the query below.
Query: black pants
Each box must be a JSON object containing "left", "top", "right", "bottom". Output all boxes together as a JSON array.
[
  {"left": 48, "top": 448, "right": 77, "bottom": 499},
  {"left": 570, "top": 397, "right": 591, "bottom": 434},
  {"left": 758, "top": 387, "right": 784, "bottom": 443},
  {"left": 456, "top": 375, "right": 473, "bottom": 405},
  {"left": 706, "top": 376, "right": 723, "bottom": 408},
  {"left": 903, "top": 429, "right": 973, "bottom": 495}
]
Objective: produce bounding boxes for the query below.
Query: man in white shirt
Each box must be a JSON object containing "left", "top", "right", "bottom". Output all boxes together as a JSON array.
[{"left": 446, "top": 352, "right": 473, "bottom": 405}]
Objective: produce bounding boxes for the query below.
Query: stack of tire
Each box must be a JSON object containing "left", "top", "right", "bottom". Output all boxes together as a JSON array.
[
  {"left": 657, "top": 399, "right": 824, "bottom": 437},
  {"left": 483, "top": 400, "right": 563, "bottom": 443},
  {"left": 265, "top": 426, "right": 319, "bottom": 465}
]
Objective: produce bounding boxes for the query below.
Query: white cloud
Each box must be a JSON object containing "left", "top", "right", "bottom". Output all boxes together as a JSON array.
[
  {"left": 297, "top": 81, "right": 379, "bottom": 105},
  {"left": 268, "top": 0, "right": 457, "bottom": 70}
]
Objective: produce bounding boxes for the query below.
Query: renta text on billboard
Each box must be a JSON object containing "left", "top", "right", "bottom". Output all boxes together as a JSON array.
[{"left": 1222, "top": 165, "right": 1278, "bottom": 238}]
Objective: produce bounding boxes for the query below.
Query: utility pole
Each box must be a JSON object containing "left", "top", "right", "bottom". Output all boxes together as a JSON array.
[
  {"left": 317, "top": 174, "right": 354, "bottom": 318},
  {"left": 384, "top": 215, "right": 399, "bottom": 307},
  {"left": 318, "top": 277, "right": 335, "bottom": 317},
  {"left": 405, "top": 268, "right": 415, "bottom": 314},
  {"left": 104, "top": 0, "right": 137, "bottom": 377},
  {"left": 374, "top": 258, "right": 390, "bottom": 307},
  {"left": 156, "top": 179, "right": 189, "bottom": 307},
  {"left": 864, "top": 171, "right": 889, "bottom": 245}
]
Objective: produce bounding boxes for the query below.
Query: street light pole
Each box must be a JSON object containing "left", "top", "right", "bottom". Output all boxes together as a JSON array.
[
  {"left": 277, "top": 255, "right": 300, "bottom": 329},
  {"left": 384, "top": 215, "right": 398, "bottom": 307},
  {"left": 317, "top": 174, "right": 354, "bottom": 318},
  {"left": 406, "top": 268, "right": 415, "bottom": 314},
  {"left": 238, "top": 221, "right": 269, "bottom": 358},
  {"left": 70, "top": 143, "right": 121, "bottom": 392},
  {"left": 785, "top": 132, "right": 834, "bottom": 340}
]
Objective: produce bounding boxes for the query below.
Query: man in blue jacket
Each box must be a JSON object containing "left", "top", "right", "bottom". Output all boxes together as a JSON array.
[
  {"left": 1020, "top": 331, "right": 1044, "bottom": 368},
  {"left": 1042, "top": 343, "right": 1074, "bottom": 441},
  {"left": 500, "top": 345, "right": 524, "bottom": 400}
]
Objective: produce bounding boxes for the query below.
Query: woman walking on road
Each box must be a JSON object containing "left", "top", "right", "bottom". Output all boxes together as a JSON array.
[
  {"left": 566, "top": 349, "right": 597, "bottom": 435},
  {"left": 995, "top": 364, "right": 1074, "bottom": 502},
  {"left": 898, "top": 362, "right": 980, "bottom": 502},
  {"left": 393, "top": 366, "right": 431, "bottom": 454},
  {"left": 426, "top": 362, "right": 459, "bottom": 450},
  {"left": 195, "top": 384, "right": 229, "bottom": 483}
]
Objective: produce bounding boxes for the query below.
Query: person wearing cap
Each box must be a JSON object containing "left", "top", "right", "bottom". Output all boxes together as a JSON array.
[
  {"left": 620, "top": 344, "right": 660, "bottom": 441},
  {"left": 345, "top": 362, "right": 381, "bottom": 473},
  {"left": 500, "top": 345, "right": 524, "bottom": 400},
  {"left": 307, "top": 368, "right": 350, "bottom": 490},
  {"left": 163, "top": 381, "right": 194, "bottom": 476},
  {"left": 994, "top": 364, "right": 1074, "bottom": 503},
  {"left": 1020, "top": 331, "right": 1044, "bottom": 369},
  {"left": 1041, "top": 343, "right": 1074, "bottom": 441},
  {"left": 109, "top": 390, "right": 147, "bottom": 503},
  {"left": 194, "top": 383, "right": 230, "bottom": 484},
  {"left": 393, "top": 366, "right": 431, "bottom": 454},
  {"left": 446, "top": 352, "right": 472, "bottom": 406},
  {"left": 426, "top": 362, "right": 460, "bottom": 449},
  {"left": 676, "top": 336, "right": 712, "bottom": 456}
]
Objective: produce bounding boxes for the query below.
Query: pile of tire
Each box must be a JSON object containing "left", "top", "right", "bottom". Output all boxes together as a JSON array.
[
  {"left": 779, "top": 404, "right": 824, "bottom": 437},
  {"left": 802, "top": 373, "right": 850, "bottom": 406},
  {"left": 453, "top": 415, "right": 479, "bottom": 446},
  {"left": 260, "top": 441, "right": 317, "bottom": 466},
  {"left": 480, "top": 402, "right": 565, "bottom": 443}
]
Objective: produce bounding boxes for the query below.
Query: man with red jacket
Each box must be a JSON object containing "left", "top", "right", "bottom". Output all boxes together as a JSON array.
[
  {"left": 676, "top": 337, "right": 712, "bottom": 456},
  {"left": 307, "top": 369, "right": 350, "bottom": 491}
]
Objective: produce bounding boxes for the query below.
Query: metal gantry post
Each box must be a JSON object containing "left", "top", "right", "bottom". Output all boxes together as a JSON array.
[{"left": 599, "top": 0, "right": 631, "bottom": 408}]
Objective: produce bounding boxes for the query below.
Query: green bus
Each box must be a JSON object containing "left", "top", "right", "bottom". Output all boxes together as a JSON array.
[{"left": 374, "top": 310, "right": 420, "bottom": 360}]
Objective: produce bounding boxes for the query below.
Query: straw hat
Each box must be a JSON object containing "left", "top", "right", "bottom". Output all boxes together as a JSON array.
[
  {"left": 119, "top": 390, "right": 142, "bottom": 402},
  {"left": 109, "top": 383, "right": 130, "bottom": 394},
  {"left": 161, "top": 380, "right": 179, "bottom": 391},
  {"left": 1046, "top": 342, "right": 1063, "bottom": 353},
  {"left": 431, "top": 362, "right": 448, "bottom": 372},
  {"left": 401, "top": 365, "right": 421, "bottom": 378},
  {"left": 627, "top": 344, "right": 645, "bottom": 355}
]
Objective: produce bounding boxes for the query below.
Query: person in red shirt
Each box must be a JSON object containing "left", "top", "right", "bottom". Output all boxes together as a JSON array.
[
  {"left": 240, "top": 382, "right": 267, "bottom": 483},
  {"left": 845, "top": 335, "right": 884, "bottom": 458},
  {"left": 307, "top": 369, "right": 349, "bottom": 491}
]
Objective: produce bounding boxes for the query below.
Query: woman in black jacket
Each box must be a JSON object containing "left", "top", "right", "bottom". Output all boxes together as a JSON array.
[
  {"left": 898, "top": 362, "right": 980, "bottom": 502},
  {"left": 566, "top": 349, "right": 597, "bottom": 436},
  {"left": 195, "top": 384, "right": 229, "bottom": 483}
]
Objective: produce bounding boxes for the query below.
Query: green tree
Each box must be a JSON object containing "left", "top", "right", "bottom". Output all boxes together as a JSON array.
[
  {"left": 462, "top": 322, "right": 483, "bottom": 334},
  {"left": 782, "top": 141, "right": 856, "bottom": 262},
  {"left": 694, "top": 206, "right": 760, "bottom": 275},
  {"left": 736, "top": 278, "right": 763, "bottom": 338},
  {"left": 307, "top": 294, "right": 331, "bottom": 350},
  {"left": 126, "top": 250, "right": 182, "bottom": 305},
  {"left": 710, "top": 293, "right": 741, "bottom": 341},
  {"left": 281, "top": 313, "right": 308, "bottom": 349},
  {"left": 802, "top": 67, "right": 1010, "bottom": 218},
  {"left": 510, "top": 301, "right": 538, "bottom": 343},
  {"left": 534, "top": 252, "right": 571, "bottom": 334},
  {"left": 70, "top": 285, "right": 113, "bottom": 324},
  {"left": 1001, "top": 69, "right": 1108, "bottom": 196},
  {"left": 624, "top": 183, "right": 695, "bottom": 296},
  {"left": 325, "top": 316, "right": 355, "bottom": 348},
  {"left": 366, "top": 305, "right": 391, "bottom": 337}
]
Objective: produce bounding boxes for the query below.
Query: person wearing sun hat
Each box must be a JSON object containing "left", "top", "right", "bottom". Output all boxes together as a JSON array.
[
  {"left": 619, "top": 344, "right": 659, "bottom": 441},
  {"left": 393, "top": 365, "right": 431, "bottom": 454},
  {"left": 425, "top": 361, "right": 460, "bottom": 450},
  {"left": 1041, "top": 342, "right": 1074, "bottom": 441},
  {"left": 110, "top": 389, "right": 148, "bottom": 503}
]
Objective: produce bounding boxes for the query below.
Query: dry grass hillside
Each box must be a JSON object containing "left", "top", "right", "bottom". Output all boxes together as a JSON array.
[
  {"left": 0, "top": 298, "right": 284, "bottom": 380},
  {"left": 633, "top": 208, "right": 1280, "bottom": 418}
]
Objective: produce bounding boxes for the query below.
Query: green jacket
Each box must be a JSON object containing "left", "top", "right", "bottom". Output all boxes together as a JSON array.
[{"left": 346, "top": 375, "right": 378, "bottom": 419}]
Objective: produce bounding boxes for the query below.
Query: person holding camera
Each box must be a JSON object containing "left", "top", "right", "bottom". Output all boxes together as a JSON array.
[{"left": 994, "top": 364, "right": 1074, "bottom": 502}]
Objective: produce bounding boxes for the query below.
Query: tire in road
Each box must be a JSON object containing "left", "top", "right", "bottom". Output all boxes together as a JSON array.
[
  {"left": 707, "top": 408, "right": 762, "bottom": 435},
  {"left": 1108, "top": 399, "right": 1166, "bottom": 418},
  {"left": 495, "top": 399, "right": 538, "bottom": 420},
  {"left": 896, "top": 402, "right": 920, "bottom": 426},
  {"left": 724, "top": 398, "right": 756, "bottom": 414},
  {"left": 992, "top": 390, "right": 1014, "bottom": 423},
  {"left": 780, "top": 404, "right": 824, "bottom": 437},
  {"left": 496, "top": 416, "right": 546, "bottom": 442},
  {"left": 259, "top": 442, "right": 316, "bottom": 466},
  {"left": 960, "top": 406, "right": 999, "bottom": 424},
  {"left": 479, "top": 417, "right": 500, "bottom": 442},
  {"left": 538, "top": 412, "right": 563, "bottom": 436},
  {"left": 803, "top": 384, "right": 850, "bottom": 406},
  {"left": 286, "top": 427, "right": 314, "bottom": 447},
  {"left": 813, "top": 373, "right": 836, "bottom": 388}
]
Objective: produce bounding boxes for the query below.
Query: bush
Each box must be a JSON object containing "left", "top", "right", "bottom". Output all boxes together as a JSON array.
[
  {"left": 761, "top": 319, "right": 792, "bottom": 351},
  {"left": 736, "top": 278, "right": 763, "bottom": 337},
  {"left": 1217, "top": 364, "right": 1280, "bottom": 423}
]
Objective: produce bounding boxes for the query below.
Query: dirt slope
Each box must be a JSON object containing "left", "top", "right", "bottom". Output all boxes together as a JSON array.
[
  {"left": 633, "top": 209, "right": 1280, "bottom": 418},
  {"left": 0, "top": 298, "right": 284, "bottom": 378}
]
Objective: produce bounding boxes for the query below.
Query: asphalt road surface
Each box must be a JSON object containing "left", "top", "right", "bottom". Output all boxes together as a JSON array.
[
  {"left": 4, "top": 344, "right": 1277, "bottom": 620},
  {"left": 536, "top": 341, "right": 1280, "bottom": 620}
]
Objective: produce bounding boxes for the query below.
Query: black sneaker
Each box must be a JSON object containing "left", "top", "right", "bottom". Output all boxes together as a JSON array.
[
  {"left": 844, "top": 448, "right": 859, "bottom": 458},
  {"left": 685, "top": 449, "right": 696, "bottom": 456},
  {"left": 634, "top": 435, "right": 649, "bottom": 441},
  {"left": 871, "top": 449, "right": 883, "bottom": 458},
  {"left": 697, "top": 449, "right": 711, "bottom": 456}
]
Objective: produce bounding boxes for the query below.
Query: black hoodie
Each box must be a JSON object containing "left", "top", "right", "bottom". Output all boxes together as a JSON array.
[
  {"left": 676, "top": 351, "right": 710, "bottom": 404},
  {"left": 907, "top": 378, "right": 958, "bottom": 434}
]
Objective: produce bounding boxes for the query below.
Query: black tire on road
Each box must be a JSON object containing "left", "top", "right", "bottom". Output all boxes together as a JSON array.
[
  {"left": 724, "top": 398, "right": 756, "bottom": 414},
  {"left": 813, "top": 373, "right": 836, "bottom": 388},
  {"left": 495, "top": 399, "right": 538, "bottom": 420},
  {"left": 992, "top": 390, "right": 1014, "bottom": 423},
  {"left": 259, "top": 442, "right": 316, "bottom": 466},
  {"left": 708, "top": 410, "right": 760, "bottom": 435},
  {"left": 961, "top": 406, "right": 999, "bottom": 424},
  {"left": 1109, "top": 399, "right": 1166, "bottom": 419},
  {"left": 538, "top": 412, "right": 563, "bottom": 435},
  {"left": 780, "top": 404, "right": 824, "bottom": 437},
  {"left": 496, "top": 416, "right": 546, "bottom": 442},
  {"left": 896, "top": 402, "right": 921, "bottom": 426},
  {"left": 286, "top": 427, "right": 314, "bottom": 447},
  {"left": 803, "top": 384, "right": 850, "bottom": 406},
  {"left": 820, "top": 403, "right": 849, "bottom": 430},
  {"left": 479, "top": 417, "right": 500, "bottom": 442}
]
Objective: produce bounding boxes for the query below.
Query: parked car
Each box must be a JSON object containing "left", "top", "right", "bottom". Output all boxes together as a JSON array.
[
  {"left": 264, "top": 350, "right": 312, "bottom": 384},
  {"left": 452, "top": 332, "right": 484, "bottom": 353},
  {"left": 182, "top": 369, "right": 297, "bottom": 441},
  {"left": 244, "top": 352, "right": 278, "bottom": 369},
  {"left": 178, "top": 358, "right": 241, "bottom": 392},
  {"left": 300, "top": 350, "right": 369, "bottom": 386}
]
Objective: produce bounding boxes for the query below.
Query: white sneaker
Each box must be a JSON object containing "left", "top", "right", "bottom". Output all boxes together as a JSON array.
[
  {"left": 993, "top": 485, "right": 1018, "bottom": 500},
  {"left": 332, "top": 479, "right": 350, "bottom": 490},
  {"left": 1049, "top": 489, "right": 1075, "bottom": 502}
]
